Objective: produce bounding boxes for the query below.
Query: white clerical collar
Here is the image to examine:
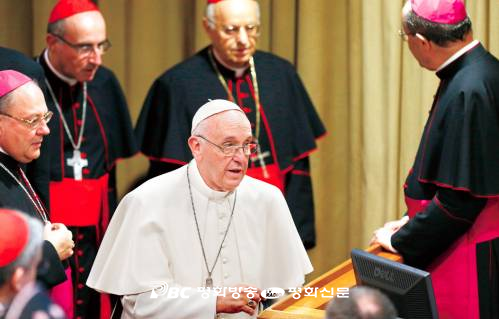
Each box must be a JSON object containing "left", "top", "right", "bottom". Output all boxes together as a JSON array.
[
  {"left": 0, "top": 147, "right": 8, "bottom": 155},
  {"left": 436, "top": 40, "right": 480, "bottom": 72},
  {"left": 44, "top": 49, "right": 78, "bottom": 86},
  {"left": 189, "top": 159, "right": 234, "bottom": 201},
  {"left": 212, "top": 49, "right": 248, "bottom": 78}
]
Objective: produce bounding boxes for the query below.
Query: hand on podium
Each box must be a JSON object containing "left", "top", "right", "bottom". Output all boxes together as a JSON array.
[{"left": 370, "top": 216, "right": 409, "bottom": 253}]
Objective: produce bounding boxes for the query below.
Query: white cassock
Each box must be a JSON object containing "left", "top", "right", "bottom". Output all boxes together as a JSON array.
[{"left": 87, "top": 160, "right": 313, "bottom": 319}]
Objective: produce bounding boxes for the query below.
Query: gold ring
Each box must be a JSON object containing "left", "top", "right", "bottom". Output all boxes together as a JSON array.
[{"left": 248, "top": 300, "right": 257, "bottom": 308}]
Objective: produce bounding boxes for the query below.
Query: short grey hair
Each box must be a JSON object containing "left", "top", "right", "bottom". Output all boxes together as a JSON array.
[
  {"left": 0, "top": 90, "right": 16, "bottom": 113},
  {"left": 191, "top": 119, "right": 209, "bottom": 136},
  {"left": 205, "top": 0, "right": 261, "bottom": 29},
  {"left": 47, "top": 19, "right": 67, "bottom": 37},
  {"left": 0, "top": 212, "right": 44, "bottom": 286}
]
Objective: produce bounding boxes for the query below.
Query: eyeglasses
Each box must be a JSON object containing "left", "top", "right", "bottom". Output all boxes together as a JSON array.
[
  {"left": 207, "top": 18, "right": 260, "bottom": 37},
  {"left": 51, "top": 33, "right": 112, "bottom": 56},
  {"left": 0, "top": 111, "right": 53, "bottom": 129},
  {"left": 196, "top": 135, "right": 258, "bottom": 156},
  {"left": 398, "top": 29, "right": 409, "bottom": 41}
]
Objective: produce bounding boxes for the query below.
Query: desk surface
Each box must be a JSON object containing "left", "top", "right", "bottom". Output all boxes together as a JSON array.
[{"left": 258, "top": 245, "right": 402, "bottom": 319}]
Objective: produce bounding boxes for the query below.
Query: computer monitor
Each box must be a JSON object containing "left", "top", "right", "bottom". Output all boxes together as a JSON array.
[{"left": 351, "top": 249, "right": 438, "bottom": 319}]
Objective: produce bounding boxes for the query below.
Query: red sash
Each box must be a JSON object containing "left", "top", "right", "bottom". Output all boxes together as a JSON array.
[
  {"left": 246, "top": 163, "right": 284, "bottom": 192},
  {"left": 49, "top": 174, "right": 111, "bottom": 319},
  {"left": 49, "top": 174, "right": 110, "bottom": 241},
  {"left": 406, "top": 196, "right": 499, "bottom": 319}
]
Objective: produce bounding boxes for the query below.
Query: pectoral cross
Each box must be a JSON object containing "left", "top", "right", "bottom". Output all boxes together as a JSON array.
[
  {"left": 250, "top": 148, "right": 270, "bottom": 178},
  {"left": 205, "top": 277, "right": 213, "bottom": 288},
  {"left": 67, "top": 150, "right": 88, "bottom": 181}
]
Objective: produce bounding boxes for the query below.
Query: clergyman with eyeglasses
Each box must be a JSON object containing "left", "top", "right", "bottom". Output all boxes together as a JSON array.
[
  {"left": 33, "top": 0, "right": 138, "bottom": 318},
  {"left": 135, "top": 0, "right": 326, "bottom": 251},
  {"left": 0, "top": 70, "right": 75, "bottom": 299},
  {"left": 88, "top": 99, "right": 312, "bottom": 318},
  {"left": 371, "top": 0, "right": 499, "bottom": 318}
]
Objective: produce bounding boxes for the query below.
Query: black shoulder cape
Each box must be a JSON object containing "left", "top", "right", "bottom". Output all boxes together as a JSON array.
[
  {"left": 135, "top": 47, "right": 325, "bottom": 170},
  {"left": 0, "top": 153, "right": 66, "bottom": 288},
  {"left": 414, "top": 44, "right": 499, "bottom": 197}
]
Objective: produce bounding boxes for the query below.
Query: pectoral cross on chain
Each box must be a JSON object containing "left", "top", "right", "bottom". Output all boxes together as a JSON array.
[
  {"left": 67, "top": 150, "right": 88, "bottom": 181},
  {"left": 205, "top": 277, "right": 213, "bottom": 288},
  {"left": 250, "top": 148, "right": 271, "bottom": 178}
]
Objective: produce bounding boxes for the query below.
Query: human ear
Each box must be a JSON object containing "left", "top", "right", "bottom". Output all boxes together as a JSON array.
[
  {"left": 415, "top": 33, "right": 428, "bottom": 43},
  {"left": 11, "top": 267, "right": 26, "bottom": 292},
  {"left": 188, "top": 136, "right": 202, "bottom": 158},
  {"left": 415, "top": 33, "right": 433, "bottom": 50},
  {"left": 0, "top": 119, "right": 6, "bottom": 137},
  {"left": 46, "top": 33, "right": 58, "bottom": 47},
  {"left": 202, "top": 18, "right": 216, "bottom": 39}
]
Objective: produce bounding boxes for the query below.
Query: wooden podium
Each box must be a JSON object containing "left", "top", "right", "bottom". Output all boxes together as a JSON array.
[{"left": 258, "top": 245, "right": 402, "bottom": 319}]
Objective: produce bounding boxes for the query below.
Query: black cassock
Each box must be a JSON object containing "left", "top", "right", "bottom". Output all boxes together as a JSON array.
[
  {"left": 33, "top": 51, "right": 138, "bottom": 319},
  {"left": 136, "top": 47, "right": 326, "bottom": 249},
  {"left": 0, "top": 47, "right": 66, "bottom": 289},
  {"left": 0, "top": 46, "right": 52, "bottom": 206},
  {"left": 0, "top": 152, "right": 66, "bottom": 288},
  {"left": 392, "top": 44, "right": 499, "bottom": 319}
]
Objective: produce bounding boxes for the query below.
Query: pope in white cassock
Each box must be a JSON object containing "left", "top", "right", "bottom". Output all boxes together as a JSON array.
[{"left": 87, "top": 99, "right": 313, "bottom": 318}]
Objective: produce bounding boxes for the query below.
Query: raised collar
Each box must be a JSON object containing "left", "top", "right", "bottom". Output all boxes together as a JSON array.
[
  {"left": 436, "top": 40, "right": 479, "bottom": 72},
  {"left": 188, "top": 159, "right": 235, "bottom": 202},
  {"left": 436, "top": 42, "right": 485, "bottom": 80},
  {"left": 43, "top": 49, "right": 78, "bottom": 86},
  {"left": 211, "top": 48, "right": 249, "bottom": 78}
]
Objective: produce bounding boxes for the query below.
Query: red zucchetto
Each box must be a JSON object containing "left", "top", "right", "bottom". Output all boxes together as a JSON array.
[
  {"left": 0, "top": 209, "right": 29, "bottom": 267},
  {"left": 48, "top": 0, "right": 99, "bottom": 24}
]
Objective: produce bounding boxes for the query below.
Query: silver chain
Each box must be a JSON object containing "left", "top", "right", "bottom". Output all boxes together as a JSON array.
[
  {"left": 0, "top": 162, "right": 48, "bottom": 223},
  {"left": 186, "top": 163, "right": 237, "bottom": 285},
  {"left": 44, "top": 78, "right": 87, "bottom": 151}
]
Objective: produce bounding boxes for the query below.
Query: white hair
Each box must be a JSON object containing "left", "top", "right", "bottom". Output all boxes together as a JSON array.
[{"left": 205, "top": 0, "right": 261, "bottom": 29}]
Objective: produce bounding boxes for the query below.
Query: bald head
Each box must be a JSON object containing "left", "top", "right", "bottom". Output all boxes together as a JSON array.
[
  {"left": 206, "top": 0, "right": 260, "bottom": 25},
  {"left": 326, "top": 286, "right": 397, "bottom": 319}
]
